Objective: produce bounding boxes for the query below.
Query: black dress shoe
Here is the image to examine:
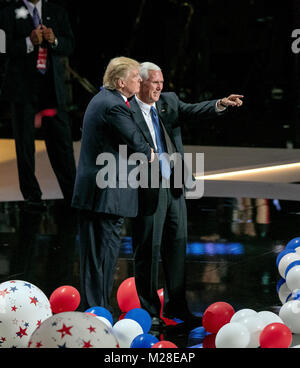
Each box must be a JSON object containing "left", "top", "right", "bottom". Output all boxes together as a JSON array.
[
  {"left": 23, "top": 199, "right": 47, "bottom": 212},
  {"left": 150, "top": 316, "right": 166, "bottom": 329},
  {"left": 162, "top": 309, "right": 202, "bottom": 329}
]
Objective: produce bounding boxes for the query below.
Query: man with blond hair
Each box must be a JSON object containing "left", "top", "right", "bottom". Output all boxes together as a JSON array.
[{"left": 72, "top": 57, "right": 153, "bottom": 311}]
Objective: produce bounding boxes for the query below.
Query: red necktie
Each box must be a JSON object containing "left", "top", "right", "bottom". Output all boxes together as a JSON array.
[
  {"left": 126, "top": 99, "right": 130, "bottom": 108},
  {"left": 32, "top": 7, "right": 47, "bottom": 74}
]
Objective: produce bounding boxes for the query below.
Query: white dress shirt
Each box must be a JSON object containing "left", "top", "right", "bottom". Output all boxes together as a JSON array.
[
  {"left": 23, "top": 0, "right": 42, "bottom": 53},
  {"left": 135, "top": 96, "right": 159, "bottom": 150}
]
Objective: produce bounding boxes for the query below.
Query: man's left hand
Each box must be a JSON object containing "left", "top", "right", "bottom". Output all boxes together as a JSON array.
[{"left": 41, "top": 25, "right": 56, "bottom": 44}]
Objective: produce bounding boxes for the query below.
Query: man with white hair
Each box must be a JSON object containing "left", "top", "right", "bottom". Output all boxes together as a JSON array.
[{"left": 130, "top": 61, "right": 243, "bottom": 328}]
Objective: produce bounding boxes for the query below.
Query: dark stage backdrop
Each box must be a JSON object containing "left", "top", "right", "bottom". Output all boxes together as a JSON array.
[{"left": 0, "top": 0, "right": 299, "bottom": 148}]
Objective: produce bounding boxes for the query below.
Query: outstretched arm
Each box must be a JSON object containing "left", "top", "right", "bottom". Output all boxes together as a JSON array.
[{"left": 217, "top": 94, "right": 244, "bottom": 110}]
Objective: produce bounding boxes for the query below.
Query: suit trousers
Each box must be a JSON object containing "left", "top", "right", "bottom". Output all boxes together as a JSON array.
[
  {"left": 11, "top": 102, "right": 76, "bottom": 203},
  {"left": 132, "top": 187, "right": 188, "bottom": 317},
  {"left": 79, "top": 211, "right": 124, "bottom": 310}
]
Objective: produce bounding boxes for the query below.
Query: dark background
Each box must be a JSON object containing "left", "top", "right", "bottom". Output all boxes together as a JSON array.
[{"left": 0, "top": 0, "right": 299, "bottom": 147}]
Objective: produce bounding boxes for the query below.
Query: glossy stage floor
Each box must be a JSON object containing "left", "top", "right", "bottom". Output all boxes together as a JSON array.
[{"left": 1, "top": 139, "right": 300, "bottom": 348}]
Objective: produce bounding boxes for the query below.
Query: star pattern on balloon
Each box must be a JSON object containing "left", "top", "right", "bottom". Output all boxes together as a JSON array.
[
  {"left": 83, "top": 340, "right": 93, "bottom": 348},
  {"left": 0, "top": 280, "right": 52, "bottom": 348},
  {"left": 16, "top": 327, "right": 28, "bottom": 339},
  {"left": 87, "top": 325, "right": 96, "bottom": 333},
  {"left": 57, "top": 342, "right": 67, "bottom": 348},
  {"left": 57, "top": 323, "right": 73, "bottom": 338},
  {"left": 0, "top": 288, "right": 9, "bottom": 298},
  {"left": 29, "top": 296, "right": 38, "bottom": 306}
]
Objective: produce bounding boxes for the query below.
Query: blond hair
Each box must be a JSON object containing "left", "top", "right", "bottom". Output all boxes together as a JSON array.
[{"left": 102, "top": 56, "right": 140, "bottom": 90}]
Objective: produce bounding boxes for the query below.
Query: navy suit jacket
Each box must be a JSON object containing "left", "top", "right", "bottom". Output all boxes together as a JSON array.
[
  {"left": 130, "top": 92, "right": 223, "bottom": 215},
  {"left": 72, "top": 88, "right": 152, "bottom": 217},
  {"left": 0, "top": 0, "right": 74, "bottom": 107}
]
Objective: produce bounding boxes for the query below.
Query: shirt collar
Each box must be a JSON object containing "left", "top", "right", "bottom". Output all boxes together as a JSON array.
[
  {"left": 135, "top": 95, "right": 156, "bottom": 115},
  {"left": 119, "top": 92, "right": 128, "bottom": 102},
  {"left": 23, "top": 0, "right": 42, "bottom": 17}
]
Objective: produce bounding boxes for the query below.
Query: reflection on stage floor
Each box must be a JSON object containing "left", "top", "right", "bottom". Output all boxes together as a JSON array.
[{"left": 0, "top": 197, "right": 300, "bottom": 348}]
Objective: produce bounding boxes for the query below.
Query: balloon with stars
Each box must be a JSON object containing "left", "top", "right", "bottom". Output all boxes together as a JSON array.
[
  {"left": 0, "top": 280, "right": 52, "bottom": 348},
  {"left": 28, "top": 311, "right": 120, "bottom": 348}
]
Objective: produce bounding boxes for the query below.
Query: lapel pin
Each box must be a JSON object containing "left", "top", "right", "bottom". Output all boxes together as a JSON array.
[{"left": 15, "top": 7, "right": 29, "bottom": 19}]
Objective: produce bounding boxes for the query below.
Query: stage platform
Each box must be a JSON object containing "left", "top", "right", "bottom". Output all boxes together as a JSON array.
[{"left": 1, "top": 139, "right": 300, "bottom": 348}]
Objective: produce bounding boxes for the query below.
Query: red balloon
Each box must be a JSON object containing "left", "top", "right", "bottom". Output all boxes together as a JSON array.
[
  {"left": 202, "top": 334, "right": 216, "bottom": 348},
  {"left": 202, "top": 302, "right": 235, "bottom": 334},
  {"left": 259, "top": 323, "right": 292, "bottom": 348},
  {"left": 152, "top": 341, "right": 178, "bottom": 348},
  {"left": 49, "top": 285, "right": 80, "bottom": 314},
  {"left": 117, "top": 277, "right": 141, "bottom": 312}
]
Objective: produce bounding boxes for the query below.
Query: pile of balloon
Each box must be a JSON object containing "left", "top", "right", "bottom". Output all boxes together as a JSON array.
[
  {"left": 3, "top": 234, "right": 300, "bottom": 349},
  {"left": 0, "top": 277, "right": 178, "bottom": 348},
  {"left": 197, "top": 237, "right": 300, "bottom": 348}
]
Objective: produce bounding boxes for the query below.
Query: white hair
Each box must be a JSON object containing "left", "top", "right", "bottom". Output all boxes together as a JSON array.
[{"left": 139, "top": 62, "right": 161, "bottom": 81}]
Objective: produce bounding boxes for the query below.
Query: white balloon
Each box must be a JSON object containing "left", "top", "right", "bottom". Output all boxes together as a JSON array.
[
  {"left": 278, "top": 281, "right": 292, "bottom": 304},
  {"left": 230, "top": 309, "right": 257, "bottom": 323},
  {"left": 239, "top": 315, "right": 265, "bottom": 348},
  {"left": 215, "top": 322, "right": 250, "bottom": 348},
  {"left": 278, "top": 253, "right": 300, "bottom": 278},
  {"left": 257, "top": 311, "right": 283, "bottom": 328},
  {"left": 0, "top": 280, "right": 52, "bottom": 348},
  {"left": 29, "top": 311, "right": 119, "bottom": 348},
  {"left": 279, "top": 300, "right": 300, "bottom": 334},
  {"left": 96, "top": 316, "right": 112, "bottom": 329},
  {"left": 286, "top": 266, "right": 300, "bottom": 291},
  {"left": 112, "top": 318, "right": 143, "bottom": 348}
]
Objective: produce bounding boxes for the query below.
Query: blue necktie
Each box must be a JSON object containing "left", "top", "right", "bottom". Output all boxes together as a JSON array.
[
  {"left": 32, "top": 7, "right": 41, "bottom": 28},
  {"left": 150, "top": 106, "right": 171, "bottom": 179}
]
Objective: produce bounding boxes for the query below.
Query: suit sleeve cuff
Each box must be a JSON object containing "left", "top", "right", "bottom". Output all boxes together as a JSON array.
[{"left": 25, "top": 36, "right": 34, "bottom": 53}]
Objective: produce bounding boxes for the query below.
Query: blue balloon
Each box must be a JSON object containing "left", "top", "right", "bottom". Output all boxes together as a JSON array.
[
  {"left": 286, "top": 238, "right": 300, "bottom": 250},
  {"left": 85, "top": 306, "right": 113, "bottom": 326},
  {"left": 130, "top": 333, "right": 159, "bottom": 348},
  {"left": 125, "top": 308, "right": 152, "bottom": 333},
  {"left": 276, "top": 249, "right": 295, "bottom": 267},
  {"left": 291, "top": 289, "right": 300, "bottom": 301}
]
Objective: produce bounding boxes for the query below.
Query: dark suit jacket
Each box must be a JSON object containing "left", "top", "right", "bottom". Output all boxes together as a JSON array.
[
  {"left": 0, "top": 0, "right": 74, "bottom": 108},
  {"left": 130, "top": 92, "right": 223, "bottom": 216},
  {"left": 71, "top": 88, "right": 152, "bottom": 217}
]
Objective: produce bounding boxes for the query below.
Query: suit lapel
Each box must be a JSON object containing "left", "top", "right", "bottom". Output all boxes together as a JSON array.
[
  {"left": 41, "top": 0, "right": 52, "bottom": 27},
  {"left": 156, "top": 98, "right": 177, "bottom": 149},
  {"left": 15, "top": 0, "right": 35, "bottom": 32},
  {"left": 130, "top": 98, "right": 155, "bottom": 148}
]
